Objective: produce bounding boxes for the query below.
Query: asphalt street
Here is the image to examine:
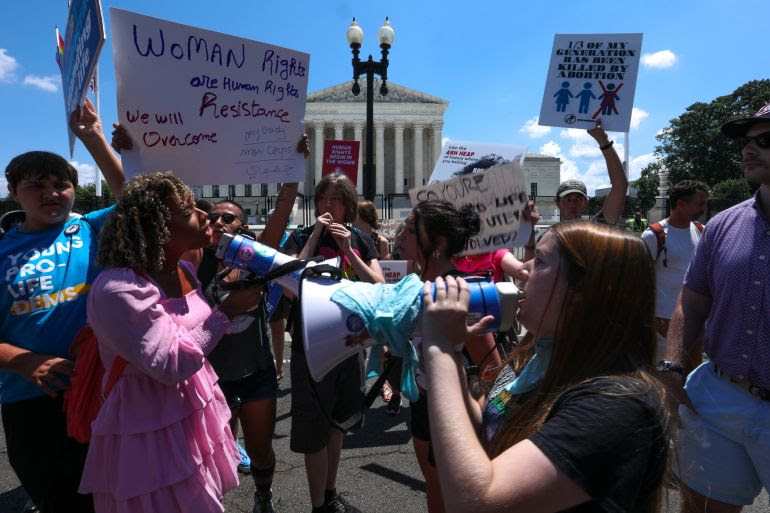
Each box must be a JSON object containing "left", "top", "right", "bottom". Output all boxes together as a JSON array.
[{"left": 0, "top": 341, "right": 768, "bottom": 512}]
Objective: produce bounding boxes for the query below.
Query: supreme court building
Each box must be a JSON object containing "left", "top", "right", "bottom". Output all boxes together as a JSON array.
[{"left": 197, "top": 80, "right": 561, "bottom": 225}]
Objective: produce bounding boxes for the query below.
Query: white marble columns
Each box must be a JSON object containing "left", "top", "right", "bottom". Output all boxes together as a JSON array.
[
  {"left": 306, "top": 118, "right": 444, "bottom": 195},
  {"left": 313, "top": 121, "right": 325, "bottom": 190},
  {"left": 375, "top": 121, "right": 386, "bottom": 195},
  {"left": 413, "top": 122, "right": 424, "bottom": 187},
  {"left": 394, "top": 121, "right": 405, "bottom": 193}
]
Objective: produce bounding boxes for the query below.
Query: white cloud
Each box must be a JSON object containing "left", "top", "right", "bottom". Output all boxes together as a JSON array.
[
  {"left": 0, "top": 48, "right": 19, "bottom": 82},
  {"left": 70, "top": 161, "right": 96, "bottom": 184},
  {"left": 559, "top": 128, "right": 595, "bottom": 143},
  {"left": 641, "top": 50, "right": 677, "bottom": 69},
  {"left": 22, "top": 74, "right": 59, "bottom": 92},
  {"left": 629, "top": 153, "right": 657, "bottom": 181},
  {"left": 539, "top": 140, "right": 562, "bottom": 158},
  {"left": 519, "top": 116, "right": 551, "bottom": 138},
  {"left": 630, "top": 107, "right": 649, "bottom": 130},
  {"left": 441, "top": 136, "right": 450, "bottom": 147},
  {"left": 569, "top": 142, "right": 601, "bottom": 159}
]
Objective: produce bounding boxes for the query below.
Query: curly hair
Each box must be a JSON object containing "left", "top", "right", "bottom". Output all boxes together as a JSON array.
[
  {"left": 99, "top": 172, "right": 193, "bottom": 272},
  {"left": 356, "top": 200, "right": 381, "bottom": 230}
]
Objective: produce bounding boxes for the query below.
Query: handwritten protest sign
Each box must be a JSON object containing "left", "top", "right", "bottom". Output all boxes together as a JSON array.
[
  {"left": 60, "top": 0, "right": 106, "bottom": 156},
  {"left": 410, "top": 158, "right": 528, "bottom": 255},
  {"left": 110, "top": 8, "right": 309, "bottom": 184},
  {"left": 538, "top": 33, "right": 643, "bottom": 133},
  {"left": 380, "top": 260, "right": 408, "bottom": 284},
  {"left": 321, "top": 140, "right": 360, "bottom": 184},
  {"left": 429, "top": 140, "right": 526, "bottom": 184}
]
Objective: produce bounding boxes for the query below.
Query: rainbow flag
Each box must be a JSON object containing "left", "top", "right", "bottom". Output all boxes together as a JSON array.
[{"left": 55, "top": 27, "right": 64, "bottom": 70}]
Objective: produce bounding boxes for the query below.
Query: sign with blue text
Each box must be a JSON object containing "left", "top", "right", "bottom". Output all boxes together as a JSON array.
[
  {"left": 110, "top": 8, "right": 309, "bottom": 184},
  {"left": 60, "top": 0, "right": 106, "bottom": 156},
  {"left": 538, "top": 33, "right": 643, "bottom": 133}
]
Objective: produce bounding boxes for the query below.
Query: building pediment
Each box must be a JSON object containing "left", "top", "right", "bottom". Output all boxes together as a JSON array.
[{"left": 308, "top": 79, "right": 448, "bottom": 105}]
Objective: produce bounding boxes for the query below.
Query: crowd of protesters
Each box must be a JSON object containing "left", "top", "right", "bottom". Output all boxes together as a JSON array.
[{"left": 1, "top": 87, "right": 769, "bottom": 513}]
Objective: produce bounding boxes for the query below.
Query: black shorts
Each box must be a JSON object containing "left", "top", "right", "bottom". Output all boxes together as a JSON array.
[
  {"left": 409, "top": 392, "right": 431, "bottom": 442},
  {"left": 1, "top": 395, "right": 95, "bottom": 512},
  {"left": 268, "top": 295, "right": 291, "bottom": 324},
  {"left": 289, "top": 350, "right": 364, "bottom": 454},
  {"left": 218, "top": 365, "right": 279, "bottom": 410}
]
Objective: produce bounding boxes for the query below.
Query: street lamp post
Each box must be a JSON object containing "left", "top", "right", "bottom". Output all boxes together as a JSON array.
[{"left": 346, "top": 17, "right": 394, "bottom": 201}]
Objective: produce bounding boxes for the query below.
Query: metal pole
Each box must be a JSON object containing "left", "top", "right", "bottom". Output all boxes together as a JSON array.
[
  {"left": 624, "top": 131, "right": 630, "bottom": 195},
  {"left": 364, "top": 66, "right": 375, "bottom": 201},
  {"left": 94, "top": 64, "right": 103, "bottom": 198}
]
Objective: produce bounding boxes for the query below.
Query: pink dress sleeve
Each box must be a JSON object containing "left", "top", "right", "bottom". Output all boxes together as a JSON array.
[{"left": 88, "top": 268, "right": 231, "bottom": 385}]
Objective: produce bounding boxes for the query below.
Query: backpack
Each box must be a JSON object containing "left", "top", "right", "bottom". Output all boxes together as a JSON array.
[
  {"left": 62, "top": 325, "right": 127, "bottom": 443},
  {"left": 649, "top": 221, "right": 704, "bottom": 267}
]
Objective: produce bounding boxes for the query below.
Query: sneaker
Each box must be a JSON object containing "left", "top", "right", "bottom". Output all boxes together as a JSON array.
[
  {"left": 385, "top": 394, "right": 402, "bottom": 415},
  {"left": 324, "top": 492, "right": 361, "bottom": 513},
  {"left": 237, "top": 442, "right": 252, "bottom": 474},
  {"left": 22, "top": 499, "right": 39, "bottom": 513},
  {"left": 252, "top": 489, "right": 276, "bottom": 513}
]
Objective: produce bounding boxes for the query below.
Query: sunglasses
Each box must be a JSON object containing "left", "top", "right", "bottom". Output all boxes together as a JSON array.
[
  {"left": 738, "top": 131, "right": 770, "bottom": 150},
  {"left": 208, "top": 213, "right": 240, "bottom": 224}
]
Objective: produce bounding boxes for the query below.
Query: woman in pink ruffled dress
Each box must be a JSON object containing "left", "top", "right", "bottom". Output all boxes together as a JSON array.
[{"left": 79, "top": 172, "right": 264, "bottom": 513}]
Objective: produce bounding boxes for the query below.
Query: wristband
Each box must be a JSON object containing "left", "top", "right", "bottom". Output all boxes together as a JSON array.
[{"left": 600, "top": 141, "right": 614, "bottom": 151}]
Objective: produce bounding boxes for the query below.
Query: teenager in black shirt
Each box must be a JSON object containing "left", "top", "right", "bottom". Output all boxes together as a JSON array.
[{"left": 421, "top": 220, "right": 669, "bottom": 513}]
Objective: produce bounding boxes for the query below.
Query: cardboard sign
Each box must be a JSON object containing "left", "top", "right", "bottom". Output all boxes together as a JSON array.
[
  {"left": 321, "top": 140, "right": 360, "bottom": 185},
  {"left": 60, "top": 0, "right": 106, "bottom": 156},
  {"left": 410, "top": 160, "right": 528, "bottom": 255},
  {"left": 380, "top": 260, "right": 408, "bottom": 284},
  {"left": 538, "top": 33, "right": 643, "bottom": 133},
  {"left": 429, "top": 140, "right": 526, "bottom": 184},
  {"left": 378, "top": 218, "right": 403, "bottom": 240},
  {"left": 110, "top": 8, "right": 309, "bottom": 184}
]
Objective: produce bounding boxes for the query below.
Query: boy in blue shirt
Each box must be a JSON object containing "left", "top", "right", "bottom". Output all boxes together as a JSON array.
[{"left": 0, "top": 98, "right": 124, "bottom": 512}]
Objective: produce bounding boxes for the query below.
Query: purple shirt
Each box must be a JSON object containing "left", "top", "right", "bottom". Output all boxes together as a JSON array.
[{"left": 684, "top": 191, "right": 770, "bottom": 389}]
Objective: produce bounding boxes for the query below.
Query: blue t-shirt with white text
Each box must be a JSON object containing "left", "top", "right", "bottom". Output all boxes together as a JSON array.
[{"left": 0, "top": 206, "right": 113, "bottom": 403}]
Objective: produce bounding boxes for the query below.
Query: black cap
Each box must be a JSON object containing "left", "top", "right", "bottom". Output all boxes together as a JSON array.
[{"left": 721, "top": 102, "right": 770, "bottom": 138}]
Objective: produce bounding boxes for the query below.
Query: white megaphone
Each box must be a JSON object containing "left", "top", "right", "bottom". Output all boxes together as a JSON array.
[
  {"left": 215, "top": 232, "right": 340, "bottom": 297},
  {"left": 299, "top": 273, "right": 522, "bottom": 382}
]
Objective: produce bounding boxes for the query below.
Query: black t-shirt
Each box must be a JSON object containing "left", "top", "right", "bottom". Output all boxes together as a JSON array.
[
  {"left": 281, "top": 224, "right": 379, "bottom": 351},
  {"left": 528, "top": 378, "right": 667, "bottom": 513}
]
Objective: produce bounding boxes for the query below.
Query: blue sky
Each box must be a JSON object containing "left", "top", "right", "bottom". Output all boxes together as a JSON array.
[{"left": 1, "top": 0, "right": 768, "bottom": 197}]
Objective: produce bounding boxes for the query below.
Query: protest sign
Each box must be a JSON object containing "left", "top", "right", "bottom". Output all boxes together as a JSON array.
[
  {"left": 380, "top": 260, "right": 408, "bottom": 284},
  {"left": 60, "top": 0, "right": 106, "bottom": 156},
  {"left": 321, "top": 140, "right": 360, "bottom": 184},
  {"left": 110, "top": 8, "right": 309, "bottom": 184},
  {"left": 410, "top": 159, "right": 528, "bottom": 255},
  {"left": 429, "top": 140, "right": 526, "bottom": 184},
  {"left": 378, "top": 218, "right": 403, "bottom": 240},
  {"left": 538, "top": 33, "right": 643, "bottom": 133}
]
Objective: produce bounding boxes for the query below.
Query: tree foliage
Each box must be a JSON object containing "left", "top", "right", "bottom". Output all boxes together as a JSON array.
[
  {"left": 75, "top": 180, "right": 113, "bottom": 202},
  {"left": 634, "top": 161, "right": 661, "bottom": 210},
  {"left": 711, "top": 178, "right": 752, "bottom": 200},
  {"left": 654, "top": 79, "right": 770, "bottom": 187}
]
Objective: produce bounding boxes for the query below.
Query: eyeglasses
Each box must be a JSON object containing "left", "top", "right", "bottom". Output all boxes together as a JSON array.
[
  {"left": 738, "top": 131, "right": 770, "bottom": 150},
  {"left": 208, "top": 213, "right": 240, "bottom": 224}
]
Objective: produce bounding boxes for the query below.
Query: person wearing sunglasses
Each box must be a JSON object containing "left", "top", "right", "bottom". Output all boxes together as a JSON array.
[{"left": 662, "top": 102, "right": 770, "bottom": 513}]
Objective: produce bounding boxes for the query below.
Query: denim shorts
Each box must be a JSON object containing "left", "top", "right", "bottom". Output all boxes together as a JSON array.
[
  {"left": 674, "top": 362, "right": 770, "bottom": 505},
  {"left": 218, "top": 365, "right": 278, "bottom": 410}
]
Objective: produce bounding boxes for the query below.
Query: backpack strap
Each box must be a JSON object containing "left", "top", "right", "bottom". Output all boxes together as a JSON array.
[
  {"left": 104, "top": 356, "right": 127, "bottom": 397},
  {"left": 649, "top": 222, "right": 667, "bottom": 265}
]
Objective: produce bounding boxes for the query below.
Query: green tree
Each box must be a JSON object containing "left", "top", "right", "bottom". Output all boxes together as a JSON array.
[
  {"left": 634, "top": 161, "right": 661, "bottom": 210},
  {"left": 654, "top": 79, "right": 770, "bottom": 187},
  {"left": 711, "top": 178, "right": 752, "bottom": 200},
  {"left": 75, "top": 180, "right": 114, "bottom": 202}
]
